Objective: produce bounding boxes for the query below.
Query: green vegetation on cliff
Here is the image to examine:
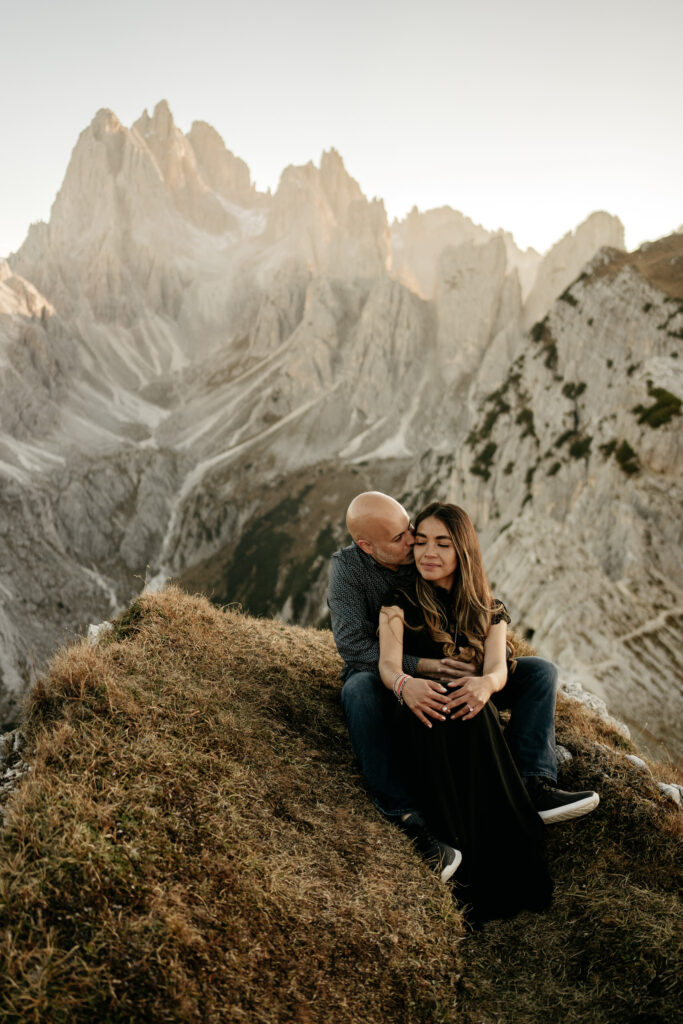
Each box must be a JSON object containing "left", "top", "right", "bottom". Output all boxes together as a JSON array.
[{"left": 0, "top": 587, "right": 680, "bottom": 1023}]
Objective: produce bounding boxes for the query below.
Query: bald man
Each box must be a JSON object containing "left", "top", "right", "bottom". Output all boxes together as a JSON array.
[
  {"left": 328, "top": 491, "right": 462, "bottom": 879},
  {"left": 327, "top": 491, "right": 598, "bottom": 874}
]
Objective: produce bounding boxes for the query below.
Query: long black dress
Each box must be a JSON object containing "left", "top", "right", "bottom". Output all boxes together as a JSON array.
[{"left": 383, "top": 581, "right": 553, "bottom": 922}]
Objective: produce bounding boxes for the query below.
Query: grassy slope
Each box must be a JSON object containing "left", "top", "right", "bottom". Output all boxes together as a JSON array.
[{"left": 0, "top": 587, "right": 680, "bottom": 1024}]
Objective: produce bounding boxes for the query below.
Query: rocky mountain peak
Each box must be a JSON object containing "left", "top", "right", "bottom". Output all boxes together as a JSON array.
[
  {"left": 266, "top": 153, "right": 390, "bottom": 277},
  {"left": 319, "top": 147, "right": 364, "bottom": 220},
  {"left": 133, "top": 99, "right": 175, "bottom": 139},
  {"left": 522, "top": 210, "right": 625, "bottom": 327},
  {"left": 131, "top": 101, "right": 234, "bottom": 233},
  {"left": 89, "top": 107, "right": 126, "bottom": 141},
  {"left": 186, "top": 121, "right": 256, "bottom": 207}
]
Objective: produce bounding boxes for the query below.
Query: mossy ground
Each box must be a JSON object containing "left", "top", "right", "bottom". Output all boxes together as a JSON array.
[{"left": 0, "top": 587, "right": 680, "bottom": 1023}]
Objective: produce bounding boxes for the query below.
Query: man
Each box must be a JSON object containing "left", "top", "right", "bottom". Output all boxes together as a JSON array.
[{"left": 327, "top": 491, "right": 599, "bottom": 880}]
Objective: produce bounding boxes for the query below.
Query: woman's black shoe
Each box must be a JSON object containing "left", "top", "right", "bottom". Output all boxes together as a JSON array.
[{"left": 399, "top": 812, "right": 462, "bottom": 880}]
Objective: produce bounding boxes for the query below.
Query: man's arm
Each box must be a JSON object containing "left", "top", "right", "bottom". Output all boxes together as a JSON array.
[
  {"left": 415, "top": 656, "right": 464, "bottom": 681},
  {"left": 327, "top": 555, "right": 420, "bottom": 676}
]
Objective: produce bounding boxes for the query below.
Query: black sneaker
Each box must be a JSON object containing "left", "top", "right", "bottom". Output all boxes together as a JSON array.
[
  {"left": 525, "top": 777, "right": 599, "bottom": 824},
  {"left": 398, "top": 812, "right": 462, "bottom": 881}
]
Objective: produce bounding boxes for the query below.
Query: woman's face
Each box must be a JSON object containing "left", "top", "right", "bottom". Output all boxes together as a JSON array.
[{"left": 413, "top": 515, "right": 457, "bottom": 590}]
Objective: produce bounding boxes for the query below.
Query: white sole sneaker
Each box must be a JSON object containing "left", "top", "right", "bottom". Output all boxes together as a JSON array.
[
  {"left": 539, "top": 791, "right": 600, "bottom": 824},
  {"left": 441, "top": 848, "right": 463, "bottom": 882}
]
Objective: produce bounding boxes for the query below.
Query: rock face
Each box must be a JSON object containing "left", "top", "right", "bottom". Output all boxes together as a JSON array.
[
  {"left": 391, "top": 205, "right": 541, "bottom": 301},
  {"left": 1, "top": 100, "right": 680, "bottom": 762},
  {"left": 522, "top": 212, "right": 625, "bottom": 329}
]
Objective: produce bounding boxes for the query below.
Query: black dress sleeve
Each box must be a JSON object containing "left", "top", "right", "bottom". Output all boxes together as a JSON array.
[
  {"left": 380, "top": 586, "right": 415, "bottom": 611},
  {"left": 491, "top": 599, "right": 511, "bottom": 625}
]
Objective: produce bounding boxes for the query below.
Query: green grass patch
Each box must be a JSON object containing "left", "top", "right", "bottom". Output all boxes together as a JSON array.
[
  {"left": 554, "top": 429, "right": 577, "bottom": 449},
  {"left": 562, "top": 382, "right": 587, "bottom": 400},
  {"left": 467, "top": 376, "right": 520, "bottom": 447},
  {"left": 559, "top": 288, "right": 578, "bottom": 307},
  {"left": 615, "top": 440, "right": 640, "bottom": 475},
  {"left": 633, "top": 383, "right": 682, "bottom": 428},
  {"left": 470, "top": 442, "right": 498, "bottom": 481},
  {"left": 516, "top": 408, "right": 536, "bottom": 439},
  {"left": 569, "top": 436, "right": 592, "bottom": 459}
]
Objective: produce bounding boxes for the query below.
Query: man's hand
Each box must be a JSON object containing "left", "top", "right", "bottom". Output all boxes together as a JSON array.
[
  {"left": 416, "top": 657, "right": 477, "bottom": 681},
  {"left": 445, "top": 674, "right": 497, "bottom": 720},
  {"left": 402, "top": 677, "right": 452, "bottom": 728}
]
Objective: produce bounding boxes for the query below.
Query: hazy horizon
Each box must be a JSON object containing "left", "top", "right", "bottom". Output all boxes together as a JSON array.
[{"left": 2, "top": 0, "right": 681, "bottom": 258}]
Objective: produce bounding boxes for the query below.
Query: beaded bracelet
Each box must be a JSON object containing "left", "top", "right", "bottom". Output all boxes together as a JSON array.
[{"left": 393, "top": 672, "right": 410, "bottom": 704}]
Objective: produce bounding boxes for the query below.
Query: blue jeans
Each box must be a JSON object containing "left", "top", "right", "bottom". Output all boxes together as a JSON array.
[{"left": 340, "top": 656, "right": 558, "bottom": 818}]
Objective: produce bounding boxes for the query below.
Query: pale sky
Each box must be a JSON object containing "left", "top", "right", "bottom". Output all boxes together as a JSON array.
[{"left": 1, "top": 0, "right": 681, "bottom": 257}]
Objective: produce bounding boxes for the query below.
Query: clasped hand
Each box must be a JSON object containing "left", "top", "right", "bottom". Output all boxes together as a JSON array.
[
  {"left": 405, "top": 659, "right": 496, "bottom": 725},
  {"left": 445, "top": 674, "right": 496, "bottom": 720}
]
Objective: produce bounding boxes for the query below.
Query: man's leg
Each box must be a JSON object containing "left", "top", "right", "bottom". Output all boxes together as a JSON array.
[
  {"left": 341, "top": 670, "right": 461, "bottom": 880},
  {"left": 492, "top": 657, "right": 599, "bottom": 823},
  {"left": 340, "top": 670, "right": 416, "bottom": 818},
  {"left": 492, "top": 656, "right": 559, "bottom": 781}
]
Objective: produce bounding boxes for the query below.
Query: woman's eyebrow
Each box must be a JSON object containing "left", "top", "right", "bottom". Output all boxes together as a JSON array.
[{"left": 414, "top": 531, "right": 452, "bottom": 541}]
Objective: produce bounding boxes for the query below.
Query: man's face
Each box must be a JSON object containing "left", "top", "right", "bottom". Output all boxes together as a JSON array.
[{"left": 364, "top": 508, "right": 415, "bottom": 569}]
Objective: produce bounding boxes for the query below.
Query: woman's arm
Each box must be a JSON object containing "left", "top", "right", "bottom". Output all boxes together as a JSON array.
[
  {"left": 482, "top": 620, "right": 508, "bottom": 689},
  {"left": 446, "top": 619, "right": 509, "bottom": 720},
  {"left": 379, "top": 606, "right": 451, "bottom": 728}
]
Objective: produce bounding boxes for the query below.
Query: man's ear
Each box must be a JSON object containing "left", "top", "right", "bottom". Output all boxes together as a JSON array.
[{"left": 356, "top": 538, "right": 373, "bottom": 556}]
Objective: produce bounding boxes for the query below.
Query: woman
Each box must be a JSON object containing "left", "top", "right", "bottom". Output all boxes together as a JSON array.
[{"left": 379, "top": 501, "right": 553, "bottom": 922}]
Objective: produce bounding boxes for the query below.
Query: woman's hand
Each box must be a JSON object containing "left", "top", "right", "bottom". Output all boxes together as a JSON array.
[
  {"left": 446, "top": 674, "right": 498, "bottom": 720},
  {"left": 446, "top": 621, "right": 508, "bottom": 720},
  {"left": 402, "top": 676, "right": 451, "bottom": 728}
]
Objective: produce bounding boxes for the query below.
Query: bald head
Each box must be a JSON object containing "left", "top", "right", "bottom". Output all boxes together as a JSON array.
[{"left": 346, "top": 491, "right": 414, "bottom": 570}]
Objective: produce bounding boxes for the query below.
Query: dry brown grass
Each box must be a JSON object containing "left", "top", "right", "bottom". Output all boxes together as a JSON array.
[
  {"left": 587, "top": 232, "right": 683, "bottom": 299},
  {"left": 0, "top": 586, "right": 680, "bottom": 1023}
]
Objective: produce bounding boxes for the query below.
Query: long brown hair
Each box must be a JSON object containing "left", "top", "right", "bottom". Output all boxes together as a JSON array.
[{"left": 413, "top": 502, "right": 501, "bottom": 668}]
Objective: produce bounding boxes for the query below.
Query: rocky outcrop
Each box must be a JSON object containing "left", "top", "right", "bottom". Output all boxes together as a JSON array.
[{"left": 522, "top": 211, "right": 625, "bottom": 329}]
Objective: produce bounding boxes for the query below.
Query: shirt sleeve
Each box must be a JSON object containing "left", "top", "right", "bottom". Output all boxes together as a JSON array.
[
  {"left": 327, "top": 556, "right": 382, "bottom": 675},
  {"left": 327, "top": 559, "right": 419, "bottom": 677},
  {"left": 491, "top": 599, "right": 511, "bottom": 626}
]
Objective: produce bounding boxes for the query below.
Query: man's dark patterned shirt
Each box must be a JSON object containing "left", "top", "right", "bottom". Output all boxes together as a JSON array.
[{"left": 327, "top": 543, "right": 420, "bottom": 679}]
